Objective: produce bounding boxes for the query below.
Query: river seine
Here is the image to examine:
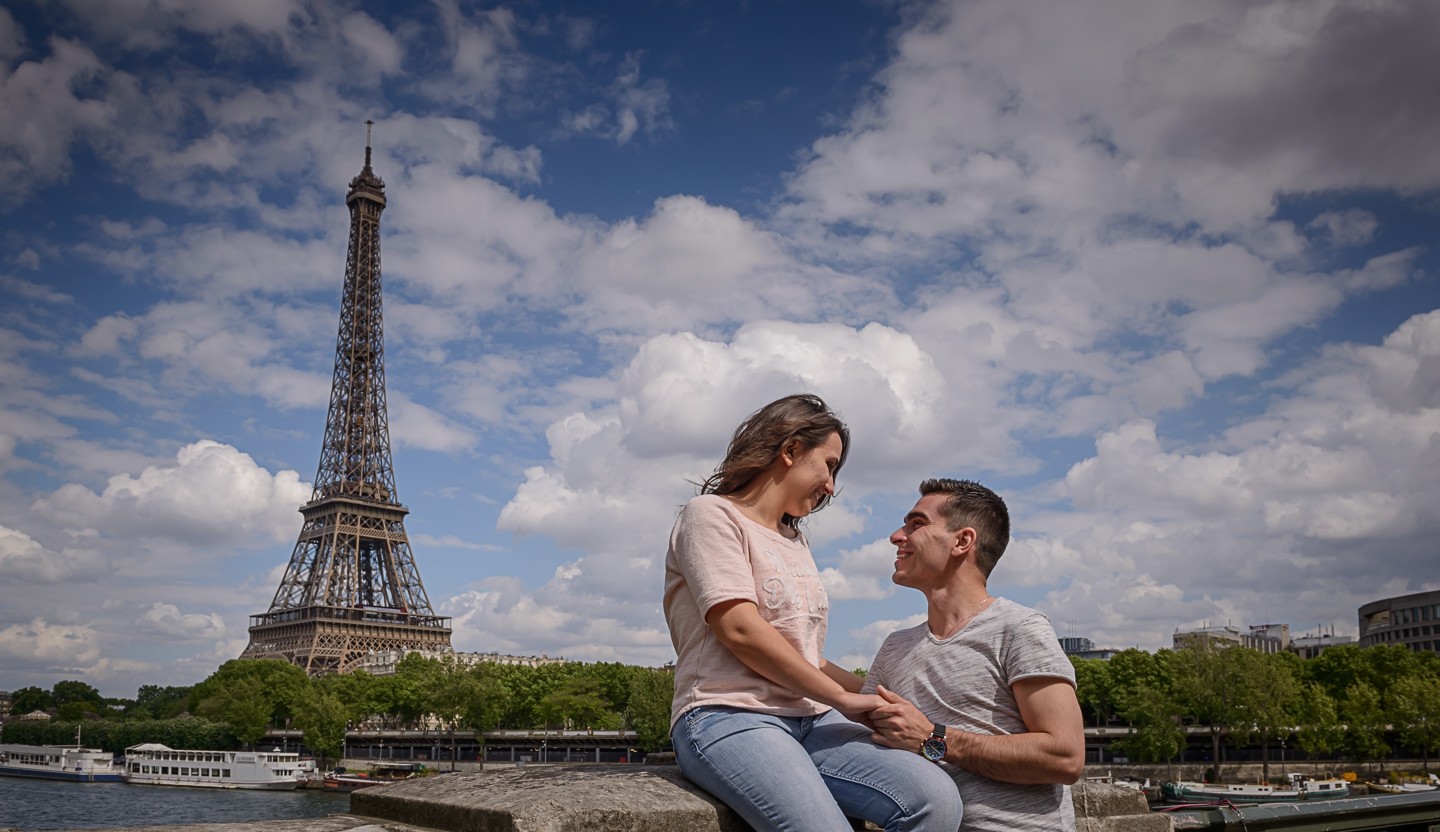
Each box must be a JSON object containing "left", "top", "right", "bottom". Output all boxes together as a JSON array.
[{"left": 0, "top": 777, "right": 351, "bottom": 830}]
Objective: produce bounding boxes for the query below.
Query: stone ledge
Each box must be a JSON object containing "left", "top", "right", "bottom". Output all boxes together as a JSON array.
[
  {"left": 4, "top": 817, "right": 436, "bottom": 832},
  {"left": 1073, "top": 781, "right": 1172, "bottom": 832},
  {"left": 353, "top": 766, "right": 753, "bottom": 832},
  {"left": 351, "top": 766, "right": 1166, "bottom": 832}
]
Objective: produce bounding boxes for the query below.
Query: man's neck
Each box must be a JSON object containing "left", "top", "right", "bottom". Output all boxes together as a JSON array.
[{"left": 925, "top": 581, "right": 993, "bottom": 640}]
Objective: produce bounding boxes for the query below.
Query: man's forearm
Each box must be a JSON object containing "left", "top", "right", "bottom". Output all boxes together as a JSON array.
[{"left": 944, "top": 729, "right": 1084, "bottom": 785}]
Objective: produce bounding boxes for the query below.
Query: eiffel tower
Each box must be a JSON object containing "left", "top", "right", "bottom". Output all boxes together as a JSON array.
[{"left": 241, "top": 124, "right": 452, "bottom": 675}]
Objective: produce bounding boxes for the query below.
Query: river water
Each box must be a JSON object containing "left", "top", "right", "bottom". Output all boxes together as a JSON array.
[{"left": 0, "top": 777, "right": 351, "bottom": 830}]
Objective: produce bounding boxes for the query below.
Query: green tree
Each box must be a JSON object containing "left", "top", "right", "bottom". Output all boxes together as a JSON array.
[
  {"left": 1292, "top": 683, "right": 1342, "bottom": 771},
  {"left": 1361, "top": 644, "right": 1423, "bottom": 698},
  {"left": 1171, "top": 643, "right": 1247, "bottom": 769},
  {"left": 10, "top": 686, "right": 54, "bottom": 714},
  {"left": 321, "top": 670, "right": 382, "bottom": 726},
  {"left": 292, "top": 686, "right": 348, "bottom": 766},
  {"left": 1071, "top": 657, "right": 1114, "bottom": 728},
  {"left": 1113, "top": 683, "right": 1185, "bottom": 777},
  {"left": 538, "top": 675, "right": 621, "bottom": 730},
  {"left": 491, "top": 662, "right": 581, "bottom": 728},
  {"left": 627, "top": 668, "right": 675, "bottom": 752},
  {"left": 196, "top": 675, "right": 272, "bottom": 747},
  {"left": 1305, "top": 644, "right": 1374, "bottom": 701},
  {"left": 52, "top": 680, "right": 105, "bottom": 709},
  {"left": 461, "top": 664, "right": 513, "bottom": 733},
  {"left": 1230, "top": 650, "right": 1300, "bottom": 781},
  {"left": 191, "top": 659, "right": 310, "bottom": 728},
  {"left": 132, "top": 685, "right": 194, "bottom": 720},
  {"left": 385, "top": 653, "right": 440, "bottom": 726},
  {"left": 57, "top": 701, "right": 98, "bottom": 721},
  {"left": 426, "top": 660, "right": 513, "bottom": 767},
  {"left": 1340, "top": 681, "right": 1389, "bottom": 763},
  {"left": 1388, "top": 674, "right": 1440, "bottom": 771}
]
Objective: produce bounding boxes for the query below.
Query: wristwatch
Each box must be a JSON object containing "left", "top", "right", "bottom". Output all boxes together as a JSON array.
[{"left": 920, "top": 723, "right": 947, "bottom": 762}]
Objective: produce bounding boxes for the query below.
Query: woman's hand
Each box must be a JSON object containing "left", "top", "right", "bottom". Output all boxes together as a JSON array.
[{"left": 834, "top": 691, "right": 887, "bottom": 728}]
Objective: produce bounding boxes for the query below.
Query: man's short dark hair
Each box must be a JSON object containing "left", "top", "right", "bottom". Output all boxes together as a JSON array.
[{"left": 919, "top": 478, "right": 1010, "bottom": 577}]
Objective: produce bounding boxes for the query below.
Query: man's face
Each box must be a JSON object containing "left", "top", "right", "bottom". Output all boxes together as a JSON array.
[{"left": 889, "top": 493, "right": 961, "bottom": 591}]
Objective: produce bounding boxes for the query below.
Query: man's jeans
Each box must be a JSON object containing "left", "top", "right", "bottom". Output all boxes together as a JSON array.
[{"left": 672, "top": 706, "right": 963, "bottom": 832}]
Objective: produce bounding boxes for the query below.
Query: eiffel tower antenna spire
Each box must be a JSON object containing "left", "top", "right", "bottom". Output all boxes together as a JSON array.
[{"left": 242, "top": 123, "right": 452, "bottom": 675}]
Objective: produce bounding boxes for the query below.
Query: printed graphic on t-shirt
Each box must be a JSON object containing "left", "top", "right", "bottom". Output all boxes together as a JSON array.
[{"left": 758, "top": 547, "right": 827, "bottom": 615}]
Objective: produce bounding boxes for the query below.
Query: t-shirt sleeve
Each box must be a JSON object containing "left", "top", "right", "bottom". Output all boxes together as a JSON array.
[
  {"left": 1005, "top": 612, "right": 1077, "bottom": 687},
  {"left": 672, "top": 497, "right": 759, "bottom": 618}
]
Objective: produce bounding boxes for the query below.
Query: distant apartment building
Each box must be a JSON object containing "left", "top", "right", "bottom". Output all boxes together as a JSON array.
[
  {"left": 1358, "top": 590, "right": 1440, "bottom": 654},
  {"left": 1289, "top": 631, "right": 1355, "bottom": 659},
  {"left": 349, "top": 648, "right": 571, "bottom": 675},
  {"left": 1172, "top": 623, "right": 1289, "bottom": 654},
  {"left": 0, "top": 690, "right": 10, "bottom": 720},
  {"left": 1058, "top": 636, "right": 1118, "bottom": 661}
]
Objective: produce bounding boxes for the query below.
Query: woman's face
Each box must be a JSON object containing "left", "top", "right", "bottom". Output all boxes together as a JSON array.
[{"left": 779, "top": 431, "right": 844, "bottom": 518}]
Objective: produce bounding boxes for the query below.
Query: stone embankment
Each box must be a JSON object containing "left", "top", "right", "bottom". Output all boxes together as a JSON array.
[{"left": 8, "top": 765, "right": 1167, "bottom": 832}]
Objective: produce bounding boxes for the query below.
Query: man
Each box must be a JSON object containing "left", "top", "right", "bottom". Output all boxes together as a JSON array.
[{"left": 862, "top": 478, "right": 1084, "bottom": 831}]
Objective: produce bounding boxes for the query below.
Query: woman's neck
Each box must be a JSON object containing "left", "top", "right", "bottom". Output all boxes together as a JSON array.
[{"left": 724, "top": 478, "right": 792, "bottom": 536}]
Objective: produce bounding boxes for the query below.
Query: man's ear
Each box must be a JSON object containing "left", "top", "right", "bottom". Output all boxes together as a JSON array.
[{"left": 951, "top": 527, "right": 977, "bottom": 558}]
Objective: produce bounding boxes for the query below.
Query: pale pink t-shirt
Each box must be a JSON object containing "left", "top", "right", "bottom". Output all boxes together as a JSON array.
[{"left": 664, "top": 494, "right": 831, "bottom": 730}]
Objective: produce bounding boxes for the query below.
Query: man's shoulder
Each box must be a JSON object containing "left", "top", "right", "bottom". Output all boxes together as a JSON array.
[
  {"left": 991, "top": 597, "right": 1050, "bottom": 622},
  {"left": 879, "top": 620, "right": 930, "bottom": 648}
]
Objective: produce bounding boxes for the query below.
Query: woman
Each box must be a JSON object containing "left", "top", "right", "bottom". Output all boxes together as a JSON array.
[{"left": 664, "top": 394, "right": 962, "bottom": 832}]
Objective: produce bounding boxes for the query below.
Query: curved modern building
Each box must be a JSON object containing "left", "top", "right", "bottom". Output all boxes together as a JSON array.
[{"left": 1358, "top": 590, "right": 1440, "bottom": 653}]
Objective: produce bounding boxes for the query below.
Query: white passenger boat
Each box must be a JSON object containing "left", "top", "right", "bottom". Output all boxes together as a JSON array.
[
  {"left": 0, "top": 743, "right": 124, "bottom": 782},
  {"left": 122, "top": 743, "right": 307, "bottom": 790}
]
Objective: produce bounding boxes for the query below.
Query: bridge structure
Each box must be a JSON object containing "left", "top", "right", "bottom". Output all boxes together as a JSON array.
[{"left": 264, "top": 727, "right": 644, "bottom": 767}]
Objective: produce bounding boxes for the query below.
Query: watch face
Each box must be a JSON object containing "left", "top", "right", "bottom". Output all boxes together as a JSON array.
[{"left": 921, "top": 737, "right": 947, "bottom": 762}]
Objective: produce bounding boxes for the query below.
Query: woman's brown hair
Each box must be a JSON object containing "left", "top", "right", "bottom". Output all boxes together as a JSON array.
[{"left": 701, "top": 393, "right": 850, "bottom": 530}]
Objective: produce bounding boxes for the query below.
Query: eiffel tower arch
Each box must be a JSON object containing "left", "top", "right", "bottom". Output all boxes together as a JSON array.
[{"left": 242, "top": 125, "right": 452, "bottom": 675}]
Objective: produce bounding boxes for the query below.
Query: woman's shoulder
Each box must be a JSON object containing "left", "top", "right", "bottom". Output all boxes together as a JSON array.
[
  {"left": 683, "top": 493, "right": 731, "bottom": 513},
  {"left": 678, "top": 493, "right": 743, "bottom": 526},
  {"left": 680, "top": 495, "right": 803, "bottom": 545}
]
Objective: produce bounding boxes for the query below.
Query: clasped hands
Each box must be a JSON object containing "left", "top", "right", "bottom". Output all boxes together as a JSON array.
[{"left": 836, "top": 684, "right": 934, "bottom": 752}]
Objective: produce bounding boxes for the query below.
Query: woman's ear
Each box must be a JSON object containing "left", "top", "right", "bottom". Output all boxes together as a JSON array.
[{"left": 781, "top": 441, "right": 800, "bottom": 466}]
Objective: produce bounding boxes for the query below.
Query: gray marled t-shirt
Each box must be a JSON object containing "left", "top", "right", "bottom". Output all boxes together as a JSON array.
[{"left": 862, "top": 598, "right": 1076, "bottom": 832}]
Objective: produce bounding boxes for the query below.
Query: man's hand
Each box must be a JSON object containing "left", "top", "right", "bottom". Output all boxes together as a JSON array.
[{"left": 868, "top": 685, "right": 934, "bottom": 753}]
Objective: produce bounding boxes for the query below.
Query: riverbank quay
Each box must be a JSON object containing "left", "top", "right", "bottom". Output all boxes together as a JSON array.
[{"left": 4, "top": 767, "right": 1165, "bottom": 832}]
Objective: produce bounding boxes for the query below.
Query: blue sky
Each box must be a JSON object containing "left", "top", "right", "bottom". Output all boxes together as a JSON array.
[{"left": 2, "top": 0, "right": 1439, "bottom": 698}]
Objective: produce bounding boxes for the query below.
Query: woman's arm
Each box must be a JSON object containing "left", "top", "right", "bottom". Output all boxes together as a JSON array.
[
  {"left": 707, "top": 599, "right": 883, "bottom": 722},
  {"left": 820, "top": 658, "right": 865, "bottom": 693}
]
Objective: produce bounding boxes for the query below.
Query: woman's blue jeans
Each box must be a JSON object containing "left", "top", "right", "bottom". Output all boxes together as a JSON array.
[{"left": 672, "top": 706, "right": 963, "bottom": 832}]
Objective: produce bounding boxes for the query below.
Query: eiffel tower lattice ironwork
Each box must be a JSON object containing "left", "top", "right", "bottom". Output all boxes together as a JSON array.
[{"left": 241, "top": 125, "right": 452, "bottom": 675}]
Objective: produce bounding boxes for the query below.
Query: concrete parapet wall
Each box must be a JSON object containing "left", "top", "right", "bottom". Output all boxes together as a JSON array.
[
  {"left": 352, "top": 766, "right": 751, "bottom": 832},
  {"left": 351, "top": 765, "right": 1169, "bottom": 832},
  {"left": 1073, "top": 781, "right": 1172, "bottom": 832}
]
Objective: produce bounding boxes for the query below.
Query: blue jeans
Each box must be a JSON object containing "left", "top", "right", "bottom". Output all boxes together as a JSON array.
[{"left": 672, "top": 706, "right": 962, "bottom": 832}]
